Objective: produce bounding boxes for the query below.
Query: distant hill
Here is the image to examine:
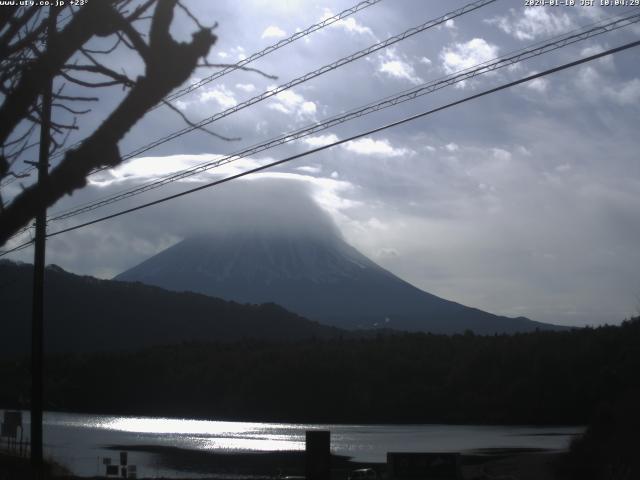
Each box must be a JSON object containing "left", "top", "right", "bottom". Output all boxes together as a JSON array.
[
  {"left": 0, "top": 260, "right": 342, "bottom": 356},
  {"left": 115, "top": 228, "right": 562, "bottom": 335}
]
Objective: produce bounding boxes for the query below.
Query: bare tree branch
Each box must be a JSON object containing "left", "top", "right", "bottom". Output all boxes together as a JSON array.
[
  {"left": 161, "top": 100, "right": 240, "bottom": 142},
  {"left": 53, "top": 91, "right": 99, "bottom": 102},
  {"left": 0, "top": 16, "right": 46, "bottom": 60},
  {"left": 198, "top": 61, "right": 277, "bottom": 80},
  {"left": 50, "top": 118, "right": 77, "bottom": 155},
  {"left": 0, "top": 1, "right": 122, "bottom": 147},
  {"left": 116, "top": 17, "right": 150, "bottom": 61},
  {"left": 5, "top": 170, "right": 32, "bottom": 180},
  {"left": 125, "top": 0, "right": 157, "bottom": 23},
  {"left": 62, "top": 63, "right": 135, "bottom": 87},
  {"left": 59, "top": 70, "right": 129, "bottom": 89},
  {"left": 0, "top": 7, "right": 39, "bottom": 60},
  {"left": 81, "top": 37, "right": 122, "bottom": 55},
  {"left": 176, "top": 1, "right": 217, "bottom": 31},
  {"left": 52, "top": 103, "right": 91, "bottom": 115},
  {"left": 0, "top": 0, "right": 218, "bottom": 245}
]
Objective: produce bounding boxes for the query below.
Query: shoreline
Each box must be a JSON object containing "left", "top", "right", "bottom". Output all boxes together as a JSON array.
[
  {"left": 103, "top": 445, "right": 566, "bottom": 480},
  {"left": 1, "top": 447, "right": 568, "bottom": 480}
]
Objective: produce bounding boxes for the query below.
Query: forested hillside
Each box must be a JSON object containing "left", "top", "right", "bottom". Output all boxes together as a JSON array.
[
  {"left": 0, "top": 260, "right": 342, "bottom": 355},
  {"left": 1, "top": 318, "right": 637, "bottom": 425}
]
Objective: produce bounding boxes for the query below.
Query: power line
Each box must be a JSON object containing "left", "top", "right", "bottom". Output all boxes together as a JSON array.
[
  {"left": 9, "top": 9, "right": 637, "bottom": 245},
  {"left": 0, "top": 0, "right": 385, "bottom": 188},
  {"left": 41, "top": 10, "right": 640, "bottom": 226},
  {"left": 4, "top": 0, "right": 497, "bottom": 220},
  {"left": 3, "top": 38, "right": 638, "bottom": 258},
  {"left": 115, "top": 0, "right": 497, "bottom": 163},
  {"left": 159, "top": 0, "right": 384, "bottom": 106}
]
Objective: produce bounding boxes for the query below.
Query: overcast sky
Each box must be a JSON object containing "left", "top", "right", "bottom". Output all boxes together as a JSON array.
[{"left": 3, "top": 0, "right": 640, "bottom": 327}]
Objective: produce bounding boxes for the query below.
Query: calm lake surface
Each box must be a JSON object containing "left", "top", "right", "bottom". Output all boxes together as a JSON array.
[{"left": 7, "top": 410, "right": 583, "bottom": 478}]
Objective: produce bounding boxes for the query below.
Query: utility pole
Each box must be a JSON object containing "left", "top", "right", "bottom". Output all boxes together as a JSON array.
[{"left": 30, "top": 5, "right": 55, "bottom": 474}]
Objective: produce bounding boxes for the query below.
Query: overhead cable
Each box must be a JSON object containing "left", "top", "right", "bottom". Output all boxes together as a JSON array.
[
  {"left": 3, "top": 37, "right": 638, "bottom": 257},
  {"left": 43, "top": 10, "right": 640, "bottom": 225},
  {"left": 4, "top": 0, "right": 497, "bottom": 215},
  {"left": 160, "top": 0, "right": 385, "bottom": 106},
  {"left": 1, "top": 0, "right": 385, "bottom": 187}
]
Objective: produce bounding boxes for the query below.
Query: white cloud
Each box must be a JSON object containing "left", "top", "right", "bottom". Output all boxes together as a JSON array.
[
  {"left": 90, "top": 154, "right": 261, "bottom": 188},
  {"left": 301, "top": 101, "right": 317, "bottom": 115},
  {"left": 269, "top": 89, "right": 317, "bottom": 118},
  {"left": 367, "top": 217, "right": 388, "bottom": 230},
  {"left": 420, "top": 57, "right": 432, "bottom": 66},
  {"left": 440, "top": 38, "right": 499, "bottom": 75},
  {"left": 217, "top": 51, "right": 228, "bottom": 58},
  {"left": 378, "top": 49, "right": 423, "bottom": 84},
  {"left": 577, "top": 5, "right": 607, "bottom": 21},
  {"left": 321, "top": 9, "right": 373, "bottom": 36},
  {"left": 274, "top": 90, "right": 303, "bottom": 108},
  {"left": 576, "top": 66, "right": 640, "bottom": 106},
  {"left": 525, "top": 72, "right": 549, "bottom": 93},
  {"left": 575, "top": 65, "right": 602, "bottom": 98},
  {"left": 491, "top": 148, "right": 512, "bottom": 162},
  {"left": 296, "top": 165, "right": 322, "bottom": 174},
  {"left": 226, "top": 45, "right": 246, "bottom": 61},
  {"left": 269, "top": 103, "right": 290, "bottom": 115},
  {"left": 235, "top": 83, "right": 256, "bottom": 93},
  {"left": 580, "top": 44, "right": 614, "bottom": 70},
  {"left": 334, "top": 16, "right": 373, "bottom": 35},
  {"left": 517, "top": 146, "right": 532, "bottom": 157},
  {"left": 606, "top": 78, "right": 640, "bottom": 106},
  {"left": 486, "top": 8, "right": 574, "bottom": 41},
  {"left": 444, "top": 143, "right": 459, "bottom": 152},
  {"left": 445, "top": 19, "right": 456, "bottom": 29},
  {"left": 302, "top": 134, "right": 340, "bottom": 147},
  {"left": 261, "top": 25, "right": 286, "bottom": 39},
  {"left": 343, "top": 138, "right": 412, "bottom": 157},
  {"left": 380, "top": 61, "right": 422, "bottom": 84},
  {"left": 199, "top": 85, "right": 237, "bottom": 109},
  {"left": 255, "top": 120, "right": 268, "bottom": 135}
]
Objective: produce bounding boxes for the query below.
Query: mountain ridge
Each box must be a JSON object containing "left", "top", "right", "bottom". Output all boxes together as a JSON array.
[
  {"left": 115, "top": 229, "right": 562, "bottom": 334},
  {"left": 0, "top": 260, "right": 343, "bottom": 356}
]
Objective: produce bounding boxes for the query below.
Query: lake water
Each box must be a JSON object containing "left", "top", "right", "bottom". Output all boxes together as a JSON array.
[{"left": 5, "top": 410, "right": 583, "bottom": 478}]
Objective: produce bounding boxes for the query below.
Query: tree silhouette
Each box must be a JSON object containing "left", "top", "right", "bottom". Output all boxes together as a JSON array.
[{"left": 0, "top": 0, "right": 220, "bottom": 246}]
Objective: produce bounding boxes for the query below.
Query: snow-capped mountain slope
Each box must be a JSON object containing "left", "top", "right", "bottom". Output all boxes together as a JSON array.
[{"left": 115, "top": 228, "right": 559, "bottom": 334}]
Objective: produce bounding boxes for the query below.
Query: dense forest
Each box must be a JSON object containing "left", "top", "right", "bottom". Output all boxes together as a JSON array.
[{"left": 1, "top": 317, "right": 638, "bottom": 425}]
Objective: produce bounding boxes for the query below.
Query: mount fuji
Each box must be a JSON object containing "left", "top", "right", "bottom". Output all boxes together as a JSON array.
[{"left": 115, "top": 216, "right": 558, "bottom": 335}]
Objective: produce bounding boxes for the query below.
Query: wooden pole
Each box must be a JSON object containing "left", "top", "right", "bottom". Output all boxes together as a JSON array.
[{"left": 30, "top": 5, "right": 55, "bottom": 474}]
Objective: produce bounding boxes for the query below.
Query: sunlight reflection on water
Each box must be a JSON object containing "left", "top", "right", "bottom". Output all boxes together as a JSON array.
[
  {"left": 4, "top": 410, "right": 585, "bottom": 478},
  {"left": 94, "top": 417, "right": 309, "bottom": 450}
]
